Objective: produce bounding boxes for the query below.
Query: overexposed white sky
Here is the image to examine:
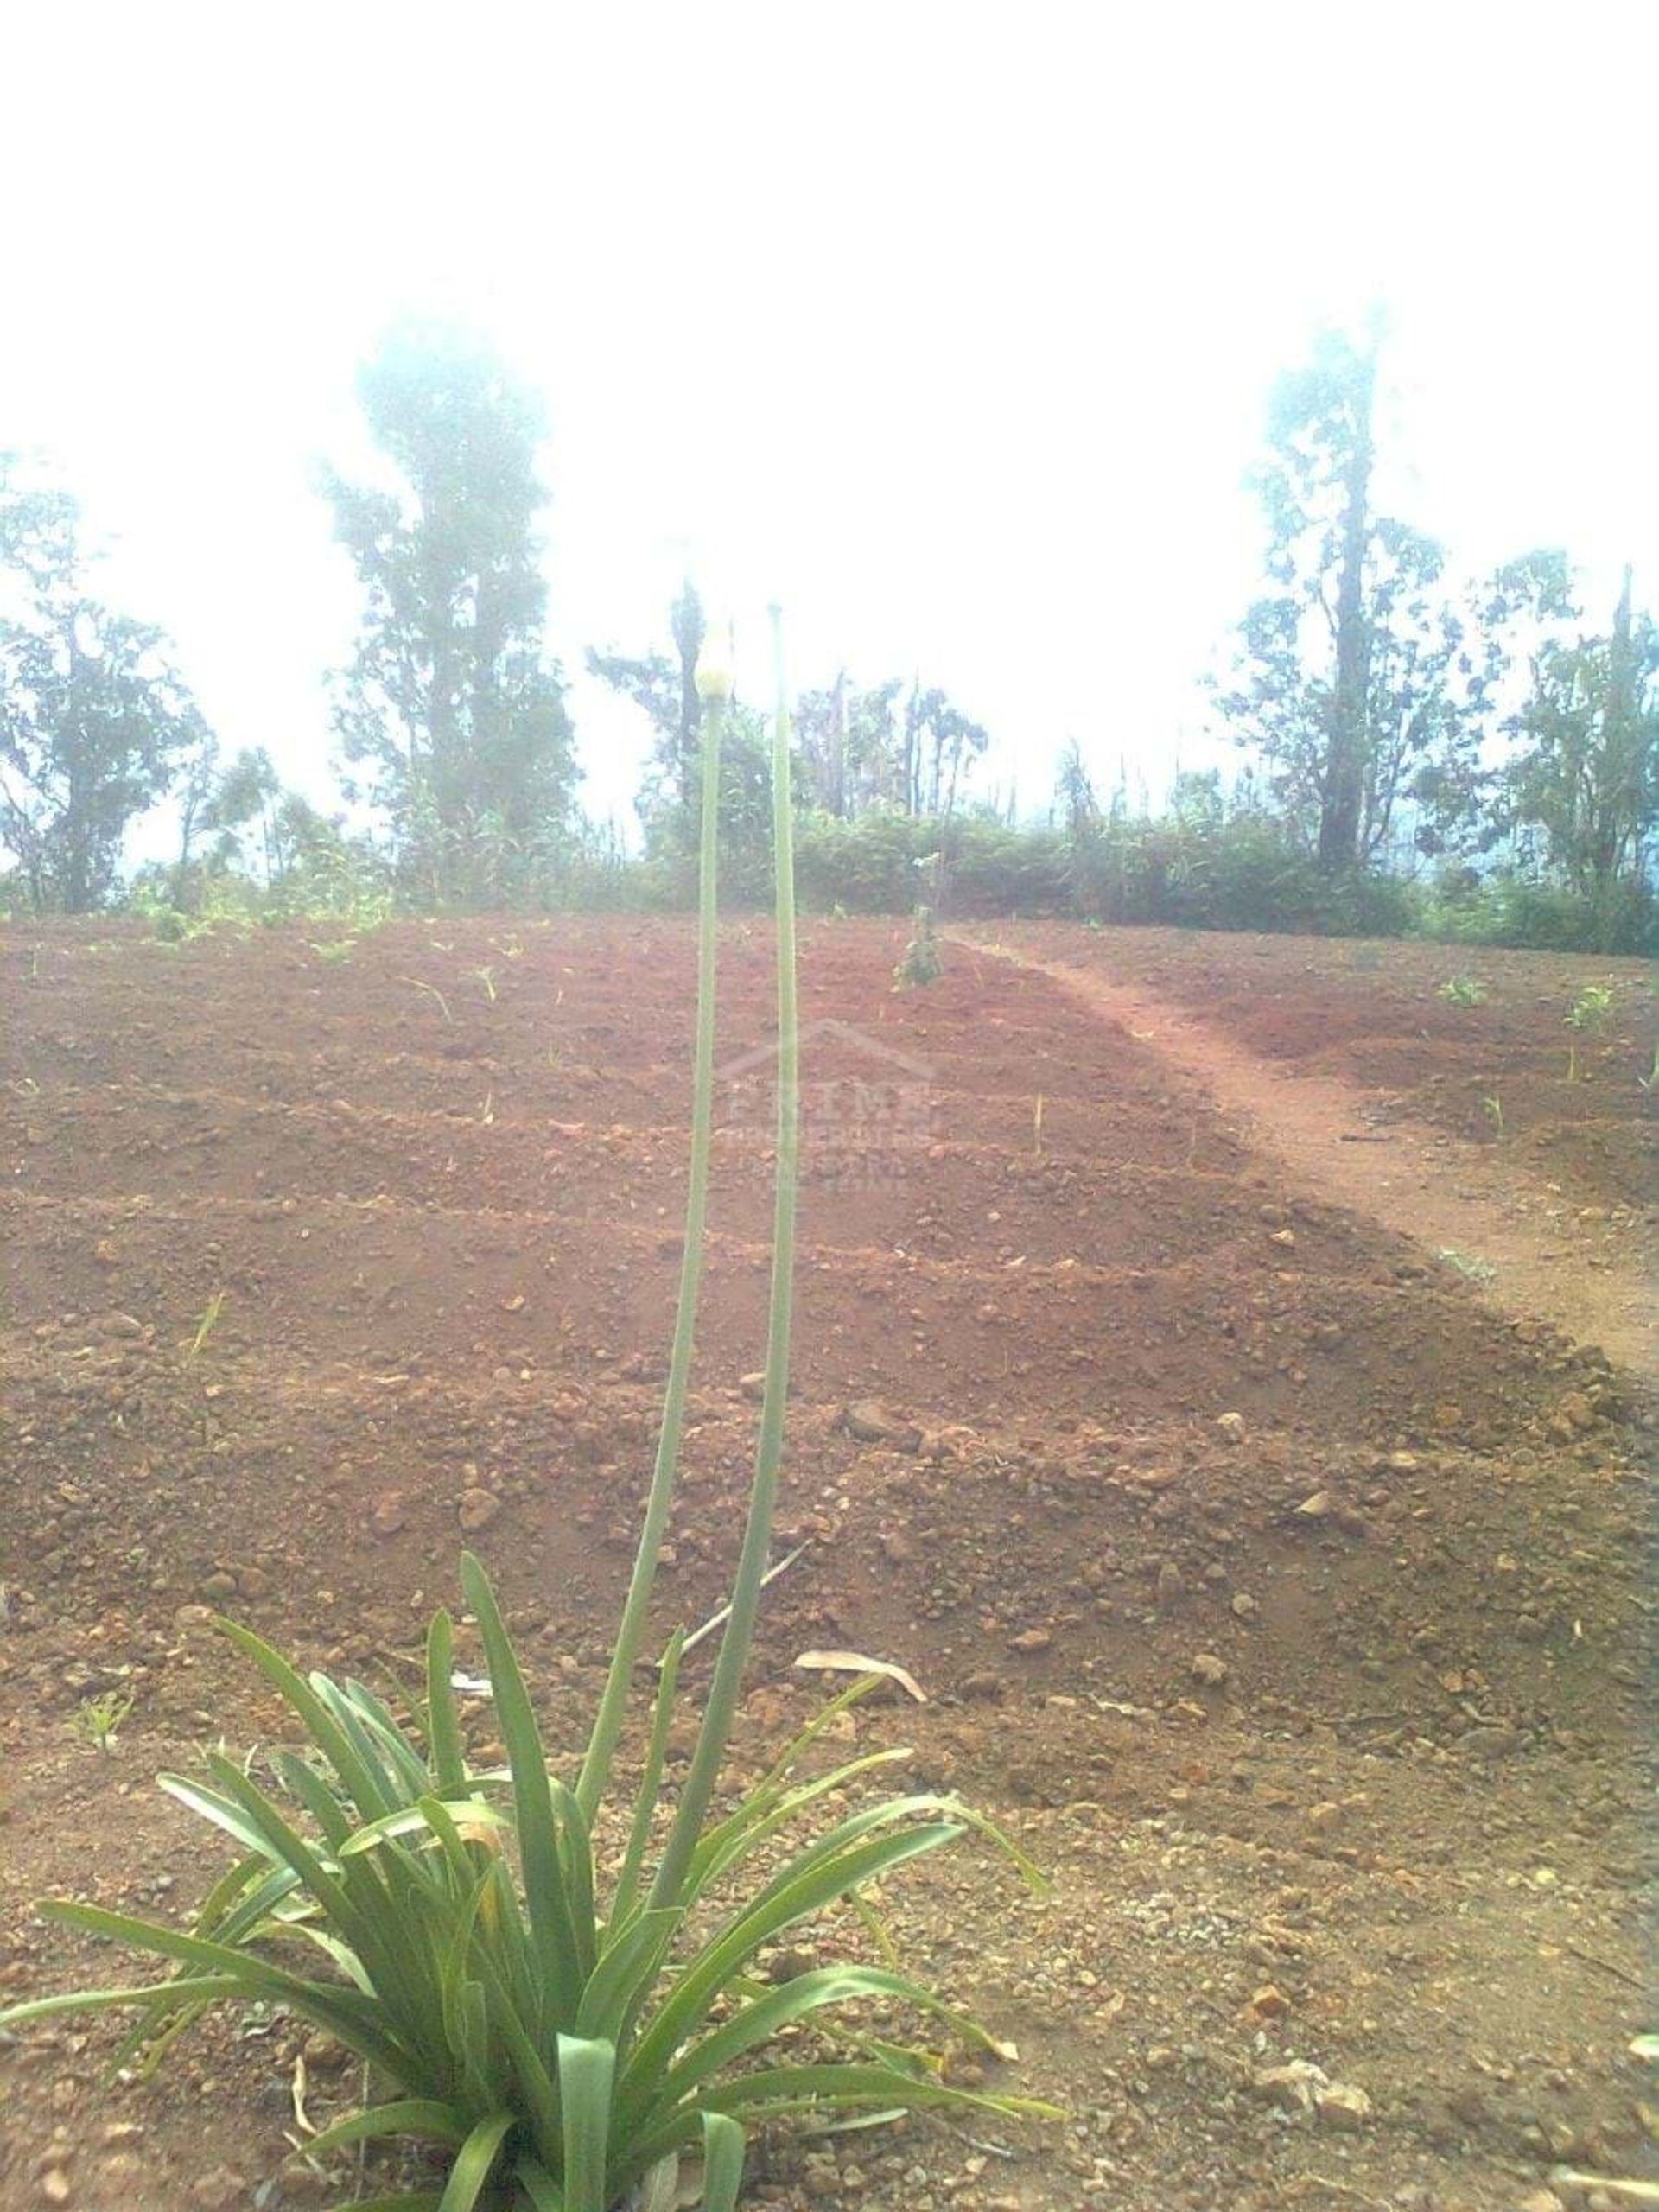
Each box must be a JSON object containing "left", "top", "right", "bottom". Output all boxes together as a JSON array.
[{"left": 2, "top": 1, "right": 1655, "bottom": 842}]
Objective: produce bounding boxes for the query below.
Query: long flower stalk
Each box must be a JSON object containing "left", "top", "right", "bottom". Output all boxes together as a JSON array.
[
  {"left": 651, "top": 606, "right": 798, "bottom": 1907},
  {"left": 575, "top": 642, "right": 728, "bottom": 1821}
]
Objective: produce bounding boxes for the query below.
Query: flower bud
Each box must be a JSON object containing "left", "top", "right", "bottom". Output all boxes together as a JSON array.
[{"left": 694, "top": 620, "right": 735, "bottom": 702}]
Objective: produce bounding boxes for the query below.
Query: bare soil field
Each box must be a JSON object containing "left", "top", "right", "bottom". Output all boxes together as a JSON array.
[{"left": 1, "top": 916, "right": 1652, "bottom": 2212}]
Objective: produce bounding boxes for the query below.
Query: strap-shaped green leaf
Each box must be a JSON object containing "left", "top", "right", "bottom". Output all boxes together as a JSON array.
[
  {"left": 460, "top": 1554, "right": 583, "bottom": 2027},
  {"left": 608, "top": 1632, "right": 682, "bottom": 1933},
  {"left": 0, "top": 1975, "right": 242, "bottom": 2031},
  {"left": 620, "top": 1822, "right": 961, "bottom": 2125},
  {"left": 26, "top": 1900, "right": 408, "bottom": 2074},
  {"left": 697, "top": 2111, "right": 745, "bottom": 2212},
  {"left": 214, "top": 1618, "right": 393, "bottom": 1821},
  {"left": 574, "top": 1910, "right": 677, "bottom": 2045},
  {"left": 556, "top": 2033, "right": 617, "bottom": 2212},
  {"left": 434, "top": 2110, "right": 513, "bottom": 2212},
  {"left": 517, "top": 2159, "right": 567, "bottom": 2212},
  {"left": 660, "top": 1964, "right": 971, "bottom": 2104},
  {"left": 299, "top": 2098, "right": 467, "bottom": 2159}
]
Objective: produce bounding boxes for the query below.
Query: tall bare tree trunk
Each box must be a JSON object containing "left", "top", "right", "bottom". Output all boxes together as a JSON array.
[{"left": 1319, "top": 345, "right": 1378, "bottom": 870}]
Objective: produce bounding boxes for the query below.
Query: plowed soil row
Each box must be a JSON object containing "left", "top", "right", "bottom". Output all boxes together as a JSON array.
[{"left": 0, "top": 917, "right": 1650, "bottom": 2212}]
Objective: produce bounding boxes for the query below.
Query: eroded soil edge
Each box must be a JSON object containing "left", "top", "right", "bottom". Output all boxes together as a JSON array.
[{"left": 962, "top": 936, "right": 1656, "bottom": 1376}]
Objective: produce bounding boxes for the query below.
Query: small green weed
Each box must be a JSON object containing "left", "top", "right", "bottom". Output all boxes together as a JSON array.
[
  {"left": 186, "top": 1291, "right": 228, "bottom": 1363},
  {"left": 73, "top": 1690, "right": 134, "bottom": 1756},
  {"left": 1481, "top": 1096, "right": 1504, "bottom": 1139},
  {"left": 307, "top": 938, "right": 357, "bottom": 965},
  {"left": 1438, "top": 1247, "right": 1497, "bottom": 1284},
  {"left": 1566, "top": 982, "right": 1616, "bottom": 1032},
  {"left": 1438, "top": 976, "right": 1487, "bottom": 1007}
]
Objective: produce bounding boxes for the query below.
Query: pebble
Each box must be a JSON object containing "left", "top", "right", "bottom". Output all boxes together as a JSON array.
[
  {"left": 458, "top": 1487, "right": 502, "bottom": 1533},
  {"left": 1216, "top": 1413, "right": 1246, "bottom": 1443},
  {"left": 1190, "top": 1652, "right": 1230, "bottom": 1687},
  {"left": 961, "top": 1670, "right": 1006, "bottom": 1700},
  {"left": 367, "top": 1489, "right": 408, "bottom": 1536},
  {"left": 188, "top": 2171, "right": 247, "bottom": 2211},
  {"left": 1314, "top": 2081, "right": 1373, "bottom": 2130},
  {"left": 842, "top": 1400, "right": 923, "bottom": 1451}
]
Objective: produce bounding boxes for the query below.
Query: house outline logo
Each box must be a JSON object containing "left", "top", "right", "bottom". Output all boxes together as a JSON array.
[
  {"left": 718, "top": 1020, "right": 937, "bottom": 1185},
  {"left": 717, "top": 1018, "right": 935, "bottom": 1088}
]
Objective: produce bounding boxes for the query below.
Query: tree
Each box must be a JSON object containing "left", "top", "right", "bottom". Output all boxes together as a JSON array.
[
  {"left": 794, "top": 675, "right": 906, "bottom": 816},
  {"left": 170, "top": 743, "right": 288, "bottom": 900},
  {"left": 1052, "top": 740, "right": 1101, "bottom": 836},
  {"left": 1216, "top": 326, "right": 1551, "bottom": 872},
  {"left": 1505, "top": 566, "right": 1658, "bottom": 934},
  {"left": 588, "top": 577, "right": 706, "bottom": 847},
  {"left": 591, "top": 586, "right": 782, "bottom": 873},
  {"left": 0, "top": 457, "right": 210, "bottom": 912},
  {"left": 791, "top": 674, "right": 988, "bottom": 821},
  {"left": 905, "top": 683, "right": 990, "bottom": 817},
  {"left": 323, "top": 321, "right": 575, "bottom": 905}
]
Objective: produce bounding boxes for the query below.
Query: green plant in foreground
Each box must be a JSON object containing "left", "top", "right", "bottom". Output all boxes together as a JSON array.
[
  {"left": 1481, "top": 1095, "right": 1504, "bottom": 1140},
  {"left": 1438, "top": 975, "right": 1487, "bottom": 1007},
  {"left": 1638, "top": 1042, "right": 1659, "bottom": 1092},
  {"left": 1, "top": 609, "right": 1051, "bottom": 2210},
  {"left": 73, "top": 1689, "right": 134, "bottom": 1756}
]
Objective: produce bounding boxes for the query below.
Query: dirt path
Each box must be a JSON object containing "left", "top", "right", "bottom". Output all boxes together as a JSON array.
[{"left": 964, "top": 936, "right": 1657, "bottom": 1375}]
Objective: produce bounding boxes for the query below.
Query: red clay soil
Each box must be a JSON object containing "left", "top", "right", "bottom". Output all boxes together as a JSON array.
[
  {"left": 971, "top": 926, "right": 1658, "bottom": 1376},
  {"left": 0, "top": 916, "right": 1651, "bottom": 2212}
]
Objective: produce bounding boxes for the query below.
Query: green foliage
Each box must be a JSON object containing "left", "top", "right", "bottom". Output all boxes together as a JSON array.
[
  {"left": 324, "top": 321, "right": 576, "bottom": 907},
  {"left": 72, "top": 1690, "right": 134, "bottom": 1756},
  {"left": 1565, "top": 982, "right": 1616, "bottom": 1033},
  {"left": 893, "top": 906, "right": 944, "bottom": 988},
  {"left": 1505, "top": 567, "right": 1658, "bottom": 939},
  {"left": 1417, "top": 868, "right": 1656, "bottom": 957},
  {"left": 186, "top": 1291, "right": 229, "bottom": 1362},
  {"left": 0, "top": 455, "right": 213, "bottom": 912},
  {"left": 1437, "top": 976, "right": 1487, "bottom": 1007},
  {"left": 7, "top": 1572, "right": 1043, "bottom": 2210},
  {"left": 1067, "top": 811, "right": 1415, "bottom": 937},
  {"left": 3, "top": 613, "right": 1051, "bottom": 2208},
  {"left": 1212, "top": 327, "right": 1570, "bottom": 871},
  {"left": 1437, "top": 1247, "right": 1497, "bottom": 1283}
]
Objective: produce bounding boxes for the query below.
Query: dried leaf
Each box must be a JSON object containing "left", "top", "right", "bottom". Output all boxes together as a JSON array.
[{"left": 794, "top": 1649, "right": 928, "bottom": 1704}]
